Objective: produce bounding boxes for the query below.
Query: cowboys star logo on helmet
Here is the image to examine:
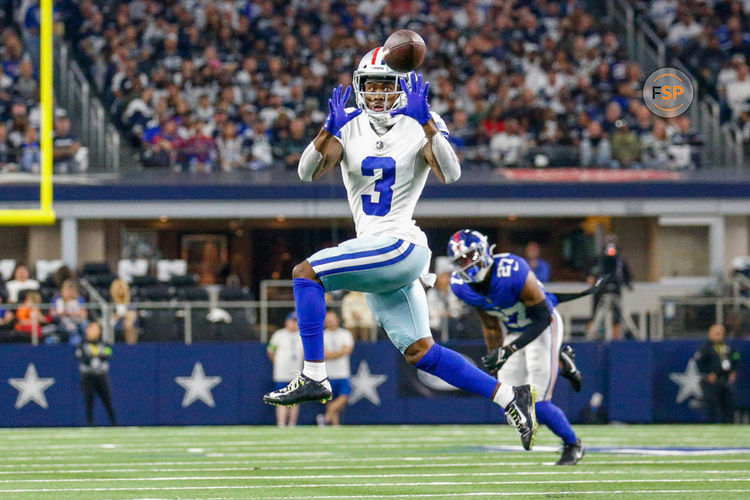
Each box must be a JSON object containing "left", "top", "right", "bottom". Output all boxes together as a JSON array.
[
  {"left": 353, "top": 47, "right": 411, "bottom": 129},
  {"left": 447, "top": 229, "right": 495, "bottom": 283}
]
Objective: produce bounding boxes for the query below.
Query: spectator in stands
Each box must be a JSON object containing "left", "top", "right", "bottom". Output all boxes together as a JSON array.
[
  {"left": 76, "top": 321, "right": 117, "bottom": 426},
  {"left": 14, "top": 290, "right": 49, "bottom": 342},
  {"left": 489, "top": 118, "right": 527, "bottom": 167},
  {"left": 53, "top": 115, "right": 86, "bottom": 173},
  {"left": 0, "top": 122, "right": 18, "bottom": 171},
  {"left": 0, "top": 295, "right": 15, "bottom": 340},
  {"left": 14, "top": 58, "right": 36, "bottom": 104},
  {"left": 6, "top": 103, "right": 27, "bottom": 150},
  {"left": 109, "top": 279, "right": 139, "bottom": 345},
  {"left": 179, "top": 119, "right": 217, "bottom": 172},
  {"left": 52, "top": 279, "right": 88, "bottom": 346},
  {"left": 341, "top": 291, "right": 376, "bottom": 342},
  {"left": 611, "top": 121, "right": 641, "bottom": 169},
  {"left": 525, "top": 241, "right": 551, "bottom": 283},
  {"left": 216, "top": 120, "right": 243, "bottom": 172},
  {"left": 273, "top": 117, "right": 308, "bottom": 171},
  {"left": 726, "top": 64, "right": 750, "bottom": 119},
  {"left": 19, "top": 125, "right": 39, "bottom": 173},
  {"left": 52, "top": 0, "right": 706, "bottom": 172},
  {"left": 5, "top": 264, "right": 39, "bottom": 303},
  {"left": 318, "top": 311, "right": 354, "bottom": 427},
  {"left": 695, "top": 324, "right": 740, "bottom": 423},
  {"left": 666, "top": 12, "right": 703, "bottom": 49},
  {"left": 267, "top": 312, "right": 303, "bottom": 427},
  {"left": 580, "top": 121, "right": 612, "bottom": 168},
  {"left": 641, "top": 120, "right": 670, "bottom": 170}
]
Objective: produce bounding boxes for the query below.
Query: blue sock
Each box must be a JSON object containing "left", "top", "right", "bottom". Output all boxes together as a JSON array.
[
  {"left": 292, "top": 278, "right": 326, "bottom": 361},
  {"left": 536, "top": 400, "right": 578, "bottom": 445},
  {"left": 415, "top": 343, "right": 498, "bottom": 399}
]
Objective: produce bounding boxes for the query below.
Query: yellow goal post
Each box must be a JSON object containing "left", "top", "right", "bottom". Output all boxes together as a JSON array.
[{"left": 0, "top": 0, "right": 55, "bottom": 225}]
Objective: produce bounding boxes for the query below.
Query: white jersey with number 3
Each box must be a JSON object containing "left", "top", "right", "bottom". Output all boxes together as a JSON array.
[{"left": 337, "top": 110, "right": 450, "bottom": 248}]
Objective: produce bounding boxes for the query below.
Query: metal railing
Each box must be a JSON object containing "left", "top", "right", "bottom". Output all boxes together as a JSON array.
[
  {"left": 55, "top": 42, "right": 121, "bottom": 171},
  {"left": 660, "top": 296, "right": 750, "bottom": 339}
]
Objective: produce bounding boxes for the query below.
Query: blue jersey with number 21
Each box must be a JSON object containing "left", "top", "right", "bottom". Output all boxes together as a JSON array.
[
  {"left": 450, "top": 253, "right": 558, "bottom": 333},
  {"left": 337, "top": 108, "right": 449, "bottom": 248}
]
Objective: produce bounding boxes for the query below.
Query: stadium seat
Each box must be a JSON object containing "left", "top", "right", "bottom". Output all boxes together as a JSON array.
[
  {"left": 0, "top": 259, "right": 16, "bottom": 281},
  {"left": 81, "top": 262, "right": 112, "bottom": 276},
  {"left": 177, "top": 286, "right": 209, "bottom": 301},
  {"left": 117, "top": 259, "right": 149, "bottom": 283},
  {"left": 139, "top": 285, "right": 172, "bottom": 302},
  {"left": 85, "top": 273, "right": 117, "bottom": 289},
  {"left": 157, "top": 259, "right": 187, "bottom": 282},
  {"left": 131, "top": 275, "right": 159, "bottom": 288},
  {"left": 169, "top": 275, "right": 198, "bottom": 288},
  {"left": 35, "top": 260, "right": 64, "bottom": 282}
]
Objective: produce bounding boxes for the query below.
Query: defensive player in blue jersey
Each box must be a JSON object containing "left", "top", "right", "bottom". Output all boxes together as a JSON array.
[
  {"left": 263, "top": 48, "right": 537, "bottom": 449},
  {"left": 448, "top": 229, "right": 585, "bottom": 465}
]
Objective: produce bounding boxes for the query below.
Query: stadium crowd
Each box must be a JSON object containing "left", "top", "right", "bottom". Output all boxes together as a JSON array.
[
  {"left": 645, "top": 0, "right": 750, "bottom": 147},
  {"left": 0, "top": 3, "right": 89, "bottom": 173},
  {"left": 34, "top": 0, "right": 702, "bottom": 172}
]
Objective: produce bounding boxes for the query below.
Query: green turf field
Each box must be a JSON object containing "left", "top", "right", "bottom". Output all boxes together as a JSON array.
[{"left": 0, "top": 424, "right": 748, "bottom": 499}]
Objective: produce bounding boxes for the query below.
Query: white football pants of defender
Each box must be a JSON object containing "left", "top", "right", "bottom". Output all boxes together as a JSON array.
[
  {"left": 308, "top": 235, "right": 433, "bottom": 353},
  {"left": 497, "top": 308, "right": 564, "bottom": 401}
]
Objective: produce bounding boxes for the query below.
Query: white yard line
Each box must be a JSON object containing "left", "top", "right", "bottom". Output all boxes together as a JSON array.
[
  {"left": 0, "top": 482, "right": 748, "bottom": 493},
  {"left": 0, "top": 457, "right": 748, "bottom": 468},
  {"left": 270, "top": 491, "right": 750, "bottom": 499},
  {"left": 0, "top": 467, "right": 747, "bottom": 476},
  {"left": 0, "top": 476, "right": 749, "bottom": 485}
]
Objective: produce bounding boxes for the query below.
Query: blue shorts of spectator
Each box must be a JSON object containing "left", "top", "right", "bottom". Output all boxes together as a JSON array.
[{"left": 330, "top": 378, "right": 352, "bottom": 399}]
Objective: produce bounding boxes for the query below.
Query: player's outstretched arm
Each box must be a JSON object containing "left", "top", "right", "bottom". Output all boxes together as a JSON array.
[
  {"left": 298, "top": 85, "right": 358, "bottom": 182},
  {"left": 391, "top": 73, "right": 461, "bottom": 183}
]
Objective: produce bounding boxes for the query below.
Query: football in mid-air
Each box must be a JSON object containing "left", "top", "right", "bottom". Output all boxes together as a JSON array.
[{"left": 383, "top": 29, "right": 426, "bottom": 72}]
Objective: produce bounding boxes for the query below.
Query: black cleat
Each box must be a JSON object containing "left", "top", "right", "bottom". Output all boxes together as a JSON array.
[
  {"left": 556, "top": 440, "right": 585, "bottom": 465},
  {"left": 263, "top": 372, "right": 332, "bottom": 406},
  {"left": 504, "top": 384, "right": 538, "bottom": 451},
  {"left": 559, "top": 345, "right": 583, "bottom": 392}
]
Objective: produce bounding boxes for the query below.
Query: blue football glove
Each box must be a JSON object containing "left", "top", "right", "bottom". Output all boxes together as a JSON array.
[
  {"left": 390, "top": 72, "right": 431, "bottom": 125},
  {"left": 324, "top": 84, "right": 362, "bottom": 137}
]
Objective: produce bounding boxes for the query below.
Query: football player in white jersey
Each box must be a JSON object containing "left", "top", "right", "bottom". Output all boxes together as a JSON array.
[{"left": 263, "top": 47, "right": 538, "bottom": 449}]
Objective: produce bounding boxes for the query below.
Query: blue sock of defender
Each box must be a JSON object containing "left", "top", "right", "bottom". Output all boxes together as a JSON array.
[
  {"left": 536, "top": 400, "right": 578, "bottom": 445},
  {"left": 292, "top": 278, "right": 326, "bottom": 361},
  {"left": 415, "top": 343, "right": 497, "bottom": 399}
]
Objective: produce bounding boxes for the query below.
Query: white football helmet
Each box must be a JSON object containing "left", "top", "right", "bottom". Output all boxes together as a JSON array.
[{"left": 353, "top": 47, "right": 409, "bottom": 128}]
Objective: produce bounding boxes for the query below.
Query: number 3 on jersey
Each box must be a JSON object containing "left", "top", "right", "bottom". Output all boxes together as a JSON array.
[{"left": 361, "top": 156, "right": 395, "bottom": 216}]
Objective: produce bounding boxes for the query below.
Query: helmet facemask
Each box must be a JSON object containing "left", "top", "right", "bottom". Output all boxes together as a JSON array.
[
  {"left": 353, "top": 74, "right": 408, "bottom": 129},
  {"left": 448, "top": 230, "right": 495, "bottom": 283}
]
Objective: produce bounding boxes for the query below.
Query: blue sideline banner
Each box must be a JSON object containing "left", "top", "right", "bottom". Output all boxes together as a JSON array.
[{"left": 1, "top": 340, "right": 747, "bottom": 427}]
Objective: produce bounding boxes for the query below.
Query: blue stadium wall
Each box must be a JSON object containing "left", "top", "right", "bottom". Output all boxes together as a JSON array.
[{"left": 1, "top": 340, "right": 748, "bottom": 427}]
